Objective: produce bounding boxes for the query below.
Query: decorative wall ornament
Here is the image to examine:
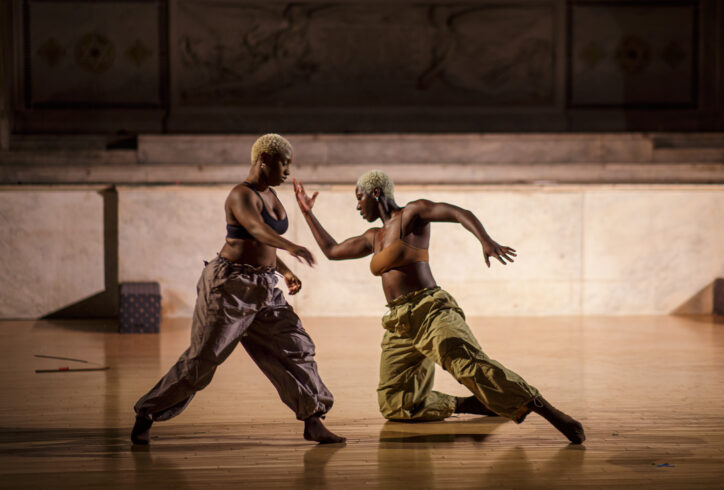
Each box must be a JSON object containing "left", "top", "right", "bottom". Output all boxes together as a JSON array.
[
  {"left": 662, "top": 40, "right": 687, "bottom": 70},
  {"left": 174, "top": 2, "right": 555, "bottom": 108},
  {"left": 126, "top": 40, "right": 152, "bottom": 67},
  {"left": 36, "top": 38, "right": 66, "bottom": 67},
  {"left": 26, "top": 1, "right": 162, "bottom": 106},
  {"left": 615, "top": 36, "right": 651, "bottom": 74},
  {"left": 578, "top": 41, "right": 606, "bottom": 70},
  {"left": 75, "top": 33, "right": 116, "bottom": 74},
  {"left": 571, "top": 4, "right": 695, "bottom": 106}
]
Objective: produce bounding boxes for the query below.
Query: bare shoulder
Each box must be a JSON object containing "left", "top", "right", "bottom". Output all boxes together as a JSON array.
[
  {"left": 363, "top": 227, "right": 382, "bottom": 245},
  {"left": 227, "top": 183, "right": 260, "bottom": 209},
  {"left": 402, "top": 199, "right": 437, "bottom": 222},
  {"left": 404, "top": 199, "right": 435, "bottom": 213}
]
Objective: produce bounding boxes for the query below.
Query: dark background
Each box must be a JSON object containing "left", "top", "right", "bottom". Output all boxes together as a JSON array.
[{"left": 2, "top": 0, "right": 723, "bottom": 134}]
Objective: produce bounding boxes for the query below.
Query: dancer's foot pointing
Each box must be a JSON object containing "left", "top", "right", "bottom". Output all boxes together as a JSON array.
[
  {"left": 303, "top": 415, "right": 346, "bottom": 444},
  {"left": 529, "top": 397, "right": 585, "bottom": 444},
  {"left": 131, "top": 415, "right": 153, "bottom": 445}
]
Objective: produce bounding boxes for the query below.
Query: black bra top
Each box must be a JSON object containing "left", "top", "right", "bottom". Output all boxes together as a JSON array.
[{"left": 226, "top": 183, "right": 289, "bottom": 239}]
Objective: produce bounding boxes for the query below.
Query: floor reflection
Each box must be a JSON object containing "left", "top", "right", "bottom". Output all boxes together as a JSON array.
[{"left": 296, "top": 443, "right": 346, "bottom": 488}]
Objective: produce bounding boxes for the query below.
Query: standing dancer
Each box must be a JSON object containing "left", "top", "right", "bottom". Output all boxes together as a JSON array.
[
  {"left": 293, "top": 171, "right": 584, "bottom": 444},
  {"left": 131, "top": 134, "right": 345, "bottom": 445}
]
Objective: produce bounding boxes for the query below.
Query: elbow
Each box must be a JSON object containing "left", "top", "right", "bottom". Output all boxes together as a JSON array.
[{"left": 455, "top": 209, "right": 475, "bottom": 225}]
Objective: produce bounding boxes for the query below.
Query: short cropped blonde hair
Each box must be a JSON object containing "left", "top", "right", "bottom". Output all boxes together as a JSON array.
[
  {"left": 250, "top": 133, "right": 293, "bottom": 164},
  {"left": 356, "top": 169, "right": 394, "bottom": 200}
]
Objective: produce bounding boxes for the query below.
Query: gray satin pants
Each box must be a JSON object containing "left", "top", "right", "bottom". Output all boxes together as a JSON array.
[{"left": 134, "top": 256, "right": 334, "bottom": 422}]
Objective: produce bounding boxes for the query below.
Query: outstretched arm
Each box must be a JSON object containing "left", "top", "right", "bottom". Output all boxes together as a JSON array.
[
  {"left": 228, "top": 186, "right": 315, "bottom": 266},
  {"left": 408, "top": 199, "right": 516, "bottom": 267},
  {"left": 293, "top": 179, "right": 376, "bottom": 260}
]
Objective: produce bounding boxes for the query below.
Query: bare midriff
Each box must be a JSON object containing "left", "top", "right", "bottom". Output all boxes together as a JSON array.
[
  {"left": 380, "top": 262, "right": 437, "bottom": 304},
  {"left": 219, "top": 238, "right": 277, "bottom": 267}
]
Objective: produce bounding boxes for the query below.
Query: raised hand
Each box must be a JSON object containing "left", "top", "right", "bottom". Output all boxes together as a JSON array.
[
  {"left": 482, "top": 239, "right": 517, "bottom": 267},
  {"left": 293, "top": 178, "right": 318, "bottom": 214}
]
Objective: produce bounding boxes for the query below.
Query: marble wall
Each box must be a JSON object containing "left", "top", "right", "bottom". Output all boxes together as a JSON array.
[
  {"left": 1, "top": 184, "right": 720, "bottom": 319},
  {"left": 116, "top": 184, "right": 723, "bottom": 319},
  {"left": 0, "top": 187, "right": 106, "bottom": 318}
]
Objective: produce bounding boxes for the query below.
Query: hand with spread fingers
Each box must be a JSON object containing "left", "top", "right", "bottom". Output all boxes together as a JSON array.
[
  {"left": 482, "top": 239, "right": 517, "bottom": 268},
  {"left": 293, "top": 178, "right": 318, "bottom": 214},
  {"left": 286, "top": 244, "right": 316, "bottom": 266}
]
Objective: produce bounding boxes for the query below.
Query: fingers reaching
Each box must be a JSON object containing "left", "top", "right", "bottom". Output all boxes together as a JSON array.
[
  {"left": 292, "top": 248, "right": 316, "bottom": 267},
  {"left": 484, "top": 244, "right": 517, "bottom": 267}
]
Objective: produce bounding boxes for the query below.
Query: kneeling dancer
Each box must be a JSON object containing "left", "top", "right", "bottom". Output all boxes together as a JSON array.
[
  {"left": 131, "top": 134, "right": 344, "bottom": 445},
  {"left": 293, "top": 171, "right": 584, "bottom": 444}
]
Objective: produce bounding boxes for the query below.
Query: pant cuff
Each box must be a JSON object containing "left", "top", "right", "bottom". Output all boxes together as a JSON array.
[{"left": 511, "top": 397, "right": 536, "bottom": 424}]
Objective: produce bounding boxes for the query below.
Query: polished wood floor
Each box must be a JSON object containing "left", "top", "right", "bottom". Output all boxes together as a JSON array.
[{"left": 1, "top": 315, "right": 723, "bottom": 489}]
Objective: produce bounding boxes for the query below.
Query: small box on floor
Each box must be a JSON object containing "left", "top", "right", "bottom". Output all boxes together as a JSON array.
[
  {"left": 119, "top": 282, "right": 161, "bottom": 333},
  {"left": 715, "top": 278, "right": 724, "bottom": 316}
]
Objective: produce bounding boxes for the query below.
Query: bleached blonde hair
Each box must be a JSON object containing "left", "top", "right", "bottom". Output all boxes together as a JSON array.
[
  {"left": 250, "top": 133, "right": 293, "bottom": 165},
  {"left": 356, "top": 169, "right": 394, "bottom": 200}
]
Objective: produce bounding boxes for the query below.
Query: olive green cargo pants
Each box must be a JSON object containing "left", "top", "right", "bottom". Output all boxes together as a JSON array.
[{"left": 378, "top": 287, "right": 539, "bottom": 422}]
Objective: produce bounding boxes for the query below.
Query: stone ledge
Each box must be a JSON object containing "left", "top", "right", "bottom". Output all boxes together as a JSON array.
[
  {"left": 138, "top": 133, "right": 724, "bottom": 165},
  {"left": 1, "top": 162, "right": 722, "bottom": 185},
  {"left": 1, "top": 133, "right": 722, "bottom": 184}
]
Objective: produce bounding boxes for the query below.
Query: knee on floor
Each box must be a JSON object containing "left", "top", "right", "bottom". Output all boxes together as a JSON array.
[{"left": 378, "top": 391, "right": 419, "bottom": 420}]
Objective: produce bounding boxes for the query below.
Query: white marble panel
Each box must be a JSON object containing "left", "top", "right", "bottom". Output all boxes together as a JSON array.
[
  {"left": 118, "top": 186, "right": 230, "bottom": 317},
  {"left": 583, "top": 188, "right": 724, "bottom": 314},
  {"left": 0, "top": 189, "right": 104, "bottom": 318},
  {"left": 118, "top": 185, "right": 309, "bottom": 318},
  {"left": 116, "top": 184, "right": 724, "bottom": 318}
]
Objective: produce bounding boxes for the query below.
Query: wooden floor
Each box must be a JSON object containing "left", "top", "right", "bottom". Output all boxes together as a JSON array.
[{"left": 1, "top": 315, "right": 723, "bottom": 489}]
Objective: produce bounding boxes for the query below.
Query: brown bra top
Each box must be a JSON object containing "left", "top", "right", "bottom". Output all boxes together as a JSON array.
[{"left": 369, "top": 208, "right": 429, "bottom": 276}]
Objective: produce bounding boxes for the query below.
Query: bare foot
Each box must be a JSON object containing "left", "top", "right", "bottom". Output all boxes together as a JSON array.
[
  {"left": 530, "top": 397, "right": 585, "bottom": 444},
  {"left": 454, "top": 396, "right": 499, "bottom": 416},
  {"left": 131, "top": 415, "right": 153, "bottom": 445},
  {"left": 303, "top": 415, "right": 346, "bottom": 444}
]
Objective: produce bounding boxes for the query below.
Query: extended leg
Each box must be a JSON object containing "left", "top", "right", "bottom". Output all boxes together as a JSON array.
[
  {"left": 132, "top": 262, "right": 260, "bottom": 444},
  {"left": 417, "top": 304, "right": 585, "bottom": 442},
  {"left": 414, "top": 305, "right": 541, "bottom": 422}
]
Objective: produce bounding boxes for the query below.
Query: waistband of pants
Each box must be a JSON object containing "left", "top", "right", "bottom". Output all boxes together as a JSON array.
[
  {"left": 210, "top": 255, "right": 276, "bottom": 276},
  {"left": 386, "top": 286, "right": 441, "bottom": 308}
]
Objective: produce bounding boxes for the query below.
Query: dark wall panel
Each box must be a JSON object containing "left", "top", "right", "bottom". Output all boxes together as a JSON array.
[
  {"left": 570, "top": 2, "right": 696, "bottom": 107},
  {"left": 174, "top": 2, "right": 555, "bottom": 108},
  {"left": 8, "top": 0, "right": 723, "bottom": 132},
  {"left": 25, "top": 0, "right": 165, "bottom": 108}
]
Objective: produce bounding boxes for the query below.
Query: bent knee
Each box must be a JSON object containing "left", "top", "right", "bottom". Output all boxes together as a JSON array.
[{"left": 378, "top": 391, "right": 416, "bottom": 420}]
